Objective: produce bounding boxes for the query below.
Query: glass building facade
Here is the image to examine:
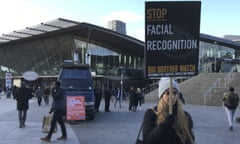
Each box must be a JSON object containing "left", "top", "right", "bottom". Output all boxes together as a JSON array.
[
  {"left": 0, "top": 18, "right": 240, "bottom": 89},
  {"left": 74, "top": 39, "right": 143, "bottom": 79},
  {"left": 0, "top": 34, "right": 239, "bottom": 89},
  {"left": 199, "top": 41, "right": 236, "bottom": 73}
]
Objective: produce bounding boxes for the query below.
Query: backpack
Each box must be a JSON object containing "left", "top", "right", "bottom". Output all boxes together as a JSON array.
[{"left": 224, "top": 92, "right": 239, "bottom": 109}]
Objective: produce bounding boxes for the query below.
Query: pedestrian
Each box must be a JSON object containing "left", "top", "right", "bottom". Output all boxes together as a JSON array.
[
  {"left": 16, "top": 81, "right": 32, "bottom": 128},
  {"left": 94, "top": 87, "right": 102, "bottom": 112},
  {"left": 142, "top": 78, "right": 195, "bottom": 144},
  {"left": 132, "top": 89, "right": 139, "bottom": 112},
  {"left": 43, "top": 87, "right": 50, "bottom": 105},
  {"left": 12, "top": 85, "right": 18, "bottom": 99},
  {"left": 104, "top": 88, "right": 112, "bottom": 112},
  {"left": 136, "top": 88, "right": 143, "bottom": 110},
  {"left": 114, "top": 87, "right": 122, "bottom": 108},
  {"left": 35, "top": 86, "right": 44, "bottom": 106},
  {"left": 6, "top": 86, "right": 11, "bottom": 98},
  {"left": 128, "top": 86, "right": 135, "bottom": 111},
  {"left": 222, "top": 86, "right": 239, "bottom": 131},
  {"left": 41, "top": 81, "right": 67, "bottom": 142}
]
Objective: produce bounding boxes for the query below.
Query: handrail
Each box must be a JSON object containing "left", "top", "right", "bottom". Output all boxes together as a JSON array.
[
  {"left": 203, "top": 78, "right": 221, "bottom": 105},
  {"left": 223, "top": 66, "right": 235, "bottom": 86},
  {"left": 142, "top": 77, "right": 187, "bottom": 95},
  {"left": 142, "top": 81, "right": 158, "bottom": 94},
  {"left": 203, "top": 66, "right": 236, "bottom": 105},
  {"left": 203, "top": 78, "right": 219, "bottom": 96}
]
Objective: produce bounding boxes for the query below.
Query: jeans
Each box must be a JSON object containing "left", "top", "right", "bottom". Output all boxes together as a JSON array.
[
  {"left": 114, "top": 97, "right": 122, "bottom": 108},
  {"left": 224, "top": 106, "right": 238, "bottom": 127},
  {"left": 47, "top": 109, "right": 67, "bottom": 138},
  {"left": 18, "top": 110, "right": 27, "bottom": 127}
]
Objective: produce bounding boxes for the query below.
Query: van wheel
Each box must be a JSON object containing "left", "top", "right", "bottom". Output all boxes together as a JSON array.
[{"left": 88, "top": 114, "right": 94, "bottom": 120}]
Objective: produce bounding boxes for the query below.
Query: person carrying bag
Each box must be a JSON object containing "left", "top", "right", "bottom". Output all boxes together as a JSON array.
[{"left": 41, "top": 81, "right": 67, "bottom": 142}]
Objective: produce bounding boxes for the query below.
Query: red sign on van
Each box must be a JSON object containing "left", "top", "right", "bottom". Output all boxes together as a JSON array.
[{"left": 66, "top": 96, "right": 86, "bottom": 120}]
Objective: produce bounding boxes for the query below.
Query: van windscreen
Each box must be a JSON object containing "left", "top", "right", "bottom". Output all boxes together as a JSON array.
[
  {"left": 60, "top": 68, "right": 92, "bottom": 90},
  {"left": 61, "top": 78, "right": 92, "bottom": 90},
  {"left": 61, "top": 68, "right": 91, "bottom": 79}
]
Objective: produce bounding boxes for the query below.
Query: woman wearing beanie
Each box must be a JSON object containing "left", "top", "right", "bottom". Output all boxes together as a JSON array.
[{"left": 142, "top": 78, "right": 195, "bottom": 144}]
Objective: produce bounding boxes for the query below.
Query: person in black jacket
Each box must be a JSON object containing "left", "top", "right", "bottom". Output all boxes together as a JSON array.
[
  {"left": 128, "top": 86, "right": 135, "bottom": 111},
  {"left": 142, "top": 78, "right": 195, "bottom": 144},
  {"left": 104, "top": 88, "right": 112, "bottom": 112},
  {"left": 16, "top": 81, "right": 32, "bottom": 128},
  {"left": 41, "top": 81, "right": 67, "bottom": 142},
  {"left": 94, "top": 87, "right": 102, "bottom": 112}
]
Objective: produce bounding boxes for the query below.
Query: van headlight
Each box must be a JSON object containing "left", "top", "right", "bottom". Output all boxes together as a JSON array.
[{"left": 89, "top": 86, "right": 92, "bottom": 90}]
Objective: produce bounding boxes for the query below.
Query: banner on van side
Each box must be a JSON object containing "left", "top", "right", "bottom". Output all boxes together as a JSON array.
[{"left": 66, "top": 96, "right": 86, "bottom": 120}]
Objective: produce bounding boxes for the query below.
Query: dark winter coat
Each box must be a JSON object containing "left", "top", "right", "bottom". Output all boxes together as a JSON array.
[
  {"left": 35, "top": 88, "right": 44, "bottom": 98},
  {"left": 51, "top": 87, "right": 65, "bottom": 111},
  {"left": 44, "top": 87, "right": 50, "bottom": 95},
  {"left": 142, "top": 106, "right": 194, "bottom": 144},
  {"left": 16, "top": 86, "right": 32, "bottom": 111},
  {"left": 129, "top": 89, "right": 135, "bottom": 103},
  {"left": 104, "top": 88, "right": 112, "bottom": 100}
]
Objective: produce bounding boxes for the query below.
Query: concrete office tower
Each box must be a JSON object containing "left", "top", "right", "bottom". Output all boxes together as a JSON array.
[{"left": 108, "top": 20, "right": 126, "bottom": 35}]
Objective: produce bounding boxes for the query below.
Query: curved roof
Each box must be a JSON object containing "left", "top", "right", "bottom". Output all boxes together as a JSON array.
[
  {"left": 0, "top": 18, "right": 144, "bottom": 57},
  {"left": 1, "top": 18, "right": 240, "bottom": 56},
  {"left": 200, "top": 33, "right": 240, "bottom": 49},
  {"left": 0, "top": 18, "right": 240, "bottom": 76}
]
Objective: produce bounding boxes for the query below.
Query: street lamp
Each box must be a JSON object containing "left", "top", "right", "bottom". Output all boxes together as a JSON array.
[
  {"left": 120, "top": 66, "right": 123, "bottom": 102},
  {"left": 214, "top": 41, "right": 217, "bottom": 72}
]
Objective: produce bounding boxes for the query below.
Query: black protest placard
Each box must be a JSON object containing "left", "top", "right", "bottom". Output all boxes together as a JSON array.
[{"left": 145, "top": 1, "right": 201, "bottom": 78}]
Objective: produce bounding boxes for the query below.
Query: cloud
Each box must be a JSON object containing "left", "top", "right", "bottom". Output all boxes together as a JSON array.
[{"left": 0, "top": 1, "right": 55, "bottom": 34}]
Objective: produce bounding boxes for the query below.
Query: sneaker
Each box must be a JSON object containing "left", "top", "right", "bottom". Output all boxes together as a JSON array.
[
  {"left": 40, "top": 136, "right": 50, "bottom": 142},
  {"left": 229, "top": 126, "right": 233, "bottom": 131},
  {"left": 57, "top": 136, "right": 67, "bottom": 140}
]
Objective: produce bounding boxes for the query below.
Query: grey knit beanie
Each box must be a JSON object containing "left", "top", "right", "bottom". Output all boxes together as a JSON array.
[{"left": 158, "top": 77, "right": 179, "bottom": 99}]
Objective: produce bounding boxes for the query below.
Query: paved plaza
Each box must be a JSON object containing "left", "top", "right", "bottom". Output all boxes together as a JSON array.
[
  {"left": 0, "top": 93, "right": 240, "bottom": 144},
  {"left": 0, "top": 93, "right": 79, "bottom": 144}
]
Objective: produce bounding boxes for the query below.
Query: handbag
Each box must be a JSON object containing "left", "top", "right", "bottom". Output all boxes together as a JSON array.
[
  {"left": 136, "top": 108, "right": 156, "bottom": 144},
  {"left": 42, "top": 115, "right": 57, "bottom": 133},
  {"left": 135, "top": 122, "right": 144, "bottom": 144}
]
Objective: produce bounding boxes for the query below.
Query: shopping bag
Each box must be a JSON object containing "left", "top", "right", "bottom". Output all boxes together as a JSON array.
[{"left": 42, "top": 115, "right": 57, "bottom": 133}]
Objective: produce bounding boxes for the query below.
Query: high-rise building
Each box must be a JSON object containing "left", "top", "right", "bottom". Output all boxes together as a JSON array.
[{"left": 108, "top": 20, "right": 126, "bottom": 34}]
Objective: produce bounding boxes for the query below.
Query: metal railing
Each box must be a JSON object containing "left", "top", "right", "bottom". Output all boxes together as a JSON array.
[
  {"left": 203, "top": 66, "right": 236, "bottom": 105},
  {"left": 142, "top": 77, "right": 188, "bottom": 96},
  {"left": 203, "top": 78, "right": 221, "bottom": 105},
  {"left": 142, "top": 81, "right": 158, "bottom": 95}
]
